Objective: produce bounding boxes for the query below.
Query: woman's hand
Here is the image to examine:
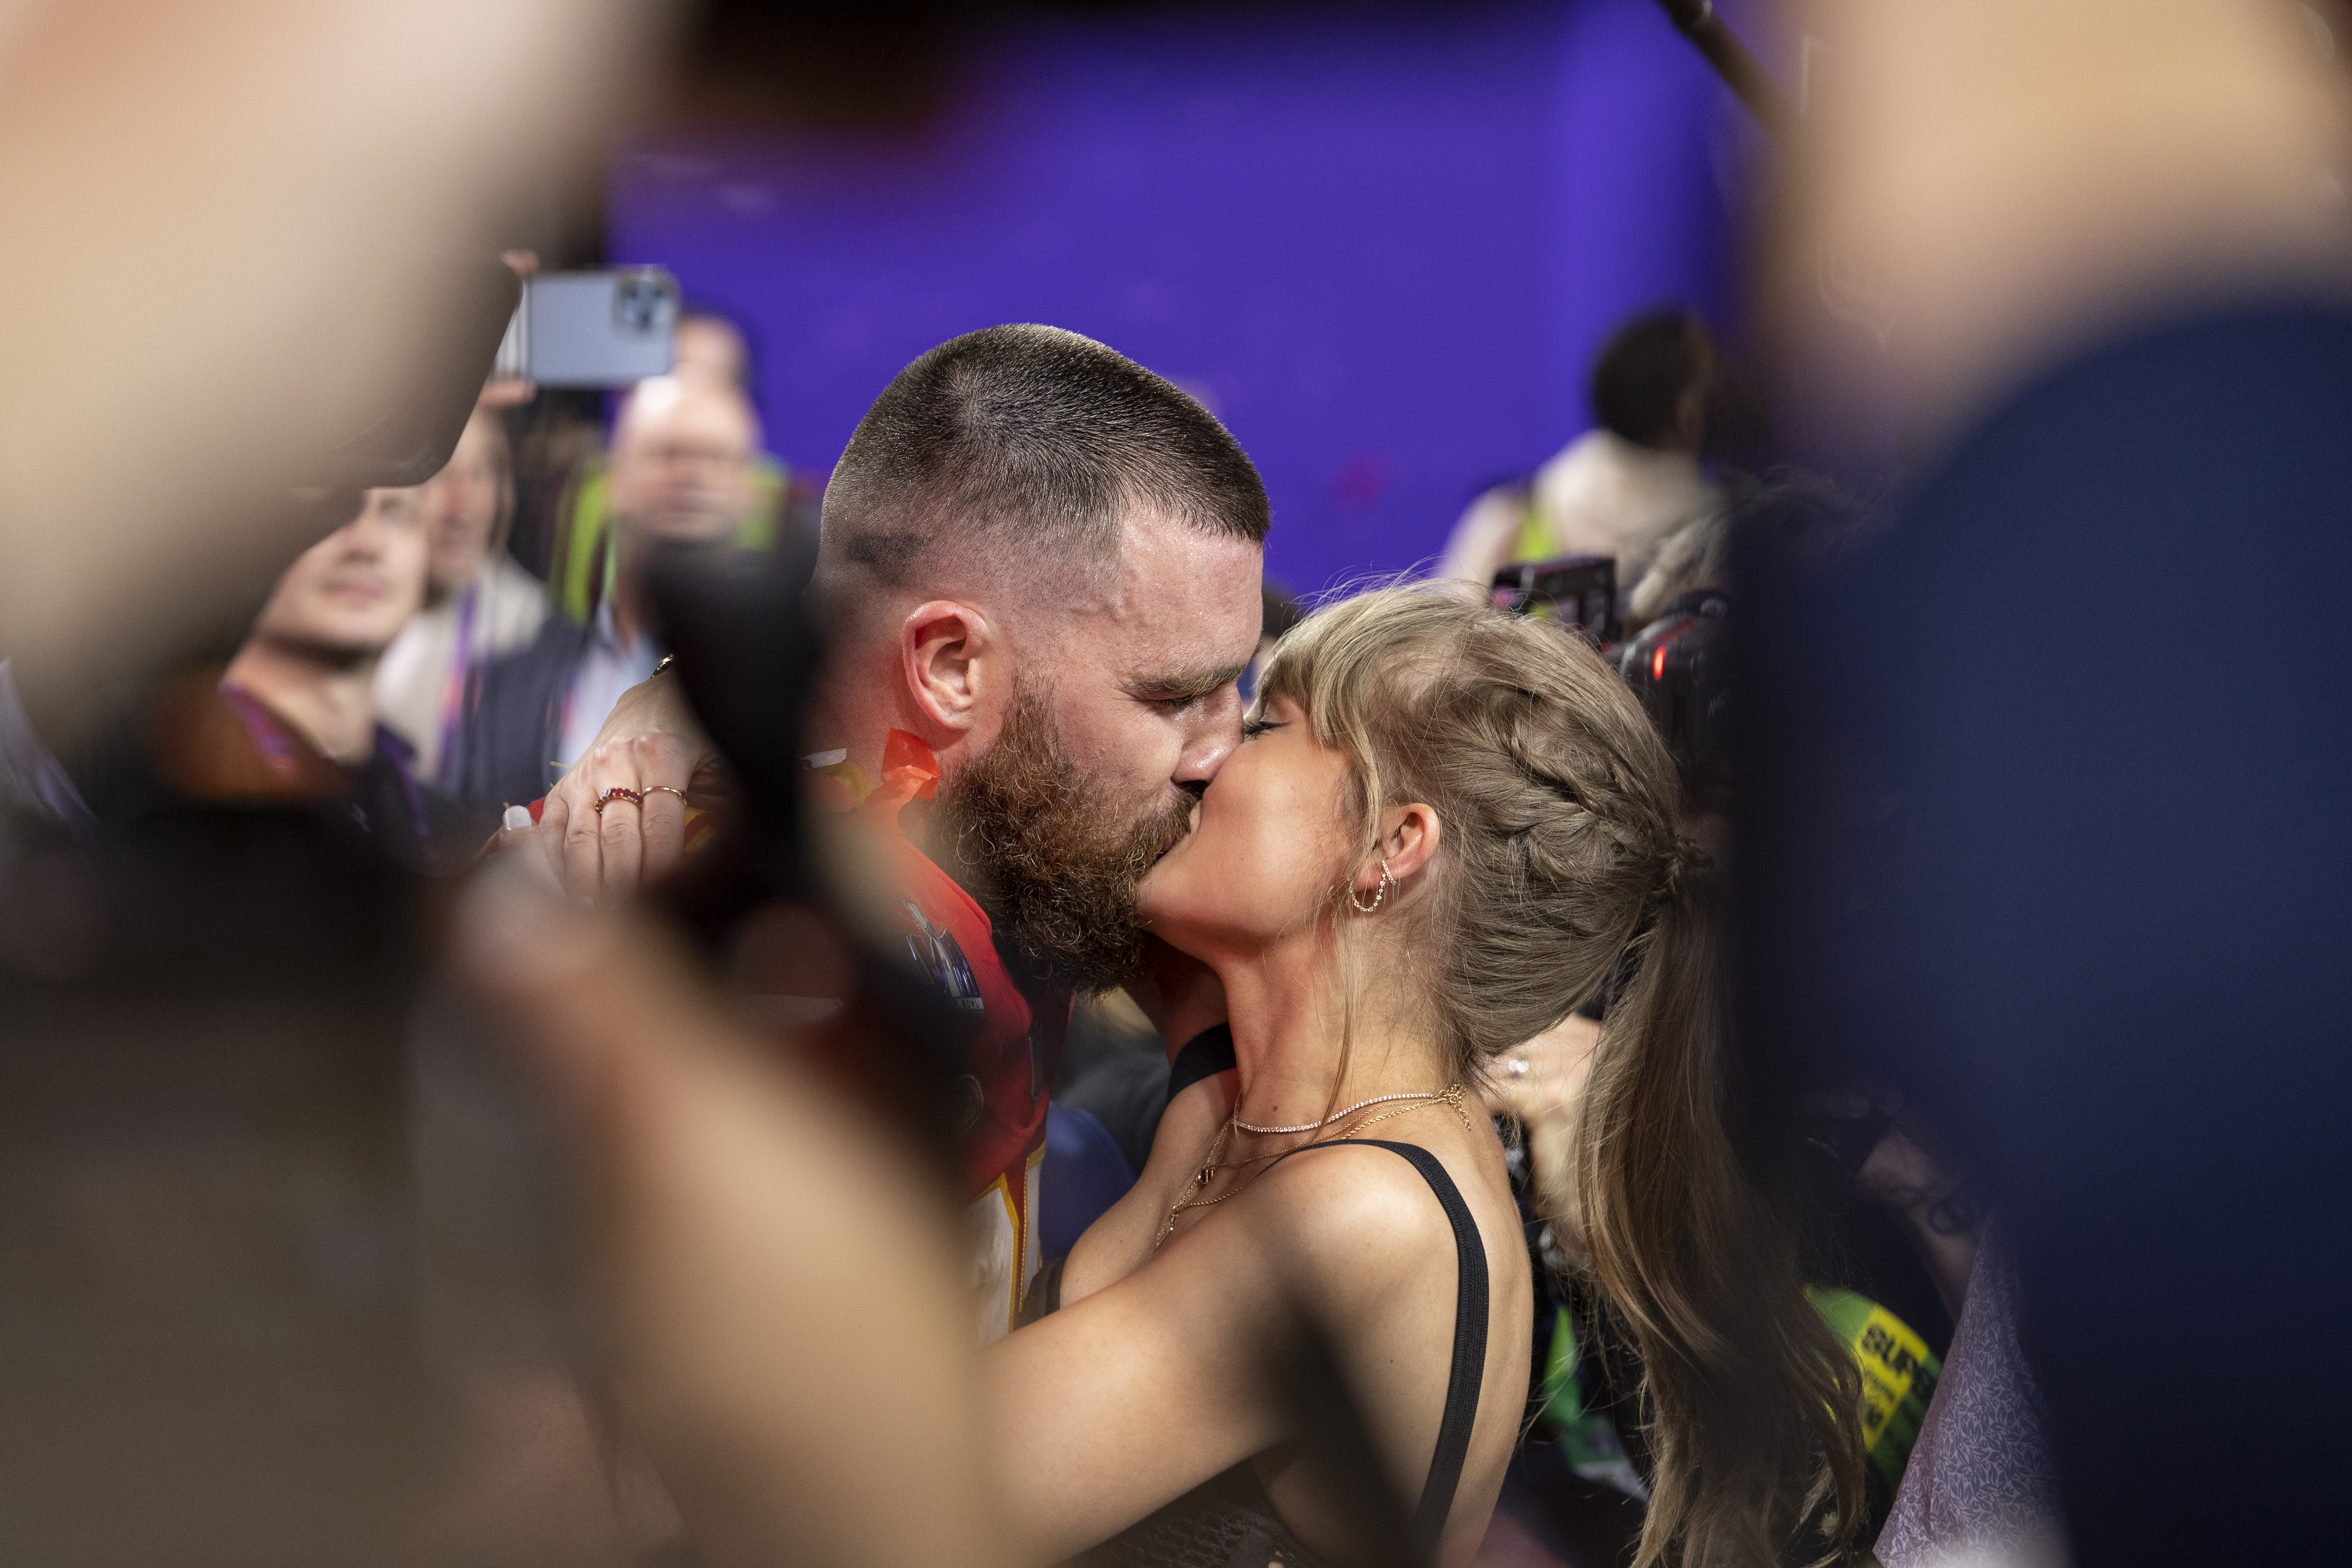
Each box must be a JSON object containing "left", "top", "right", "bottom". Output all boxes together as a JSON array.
[
  {"left": 535, "top": 668, "right": 727, "bottom": 906},
  {"left": 1484, "top": 1013, "right": 1602, "bottom": 1258}
]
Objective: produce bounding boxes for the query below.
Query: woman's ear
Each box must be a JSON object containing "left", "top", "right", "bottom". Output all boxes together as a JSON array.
[
  {"left": 901, "top": 599, "right": 995, "bottom": 734},
  {"left": 1355, "top": 802, "right": 1441, "bottom": 897}
]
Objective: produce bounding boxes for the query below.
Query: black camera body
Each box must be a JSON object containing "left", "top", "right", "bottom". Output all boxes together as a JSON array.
[
  {"left": 1617, "top": 589, "right": 1731, "bottom": 781},
  {"left": 1490, "top": 554, "right": 1619, "bottom": 645}
]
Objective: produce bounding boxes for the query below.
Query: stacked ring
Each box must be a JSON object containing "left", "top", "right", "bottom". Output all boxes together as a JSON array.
[
  {"left": 593, "top": 786, "right": 646, "bottom": 814},
  {"left": 645, "top": 785, "right": 690, "bottom": 804}
]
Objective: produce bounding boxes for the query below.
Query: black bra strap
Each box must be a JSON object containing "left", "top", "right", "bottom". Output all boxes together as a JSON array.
[{"left": 1267, "top": 1138, "right": 1489, "bottom": 1547}]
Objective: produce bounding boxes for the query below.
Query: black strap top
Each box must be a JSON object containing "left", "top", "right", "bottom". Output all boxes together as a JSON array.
[{"left": 1073, "top": 1138, "right": 1490, "bottom": 1568}]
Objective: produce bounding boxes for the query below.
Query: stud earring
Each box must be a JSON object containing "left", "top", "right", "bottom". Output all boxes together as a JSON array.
[{"left": 1349, "top": 857, "right": 1394, "bottom": 914}]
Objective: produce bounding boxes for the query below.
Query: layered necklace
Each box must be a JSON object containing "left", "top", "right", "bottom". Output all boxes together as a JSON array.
[{"left": 1152, "top": 1082, "right": 1470, "bottom": 1252}]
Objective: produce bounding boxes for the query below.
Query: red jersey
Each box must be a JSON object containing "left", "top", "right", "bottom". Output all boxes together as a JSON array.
[
  {"left": 887, "top": 835, "right": 1068, "bottom": 1341},
  {"left": 527, "top": 730, "right": 1066, "bottom": 1341}
]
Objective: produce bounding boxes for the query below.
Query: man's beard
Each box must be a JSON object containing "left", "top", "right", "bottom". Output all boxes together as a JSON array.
[{"left": 935, "top": 684, "right": 1192, "bottom": 996}]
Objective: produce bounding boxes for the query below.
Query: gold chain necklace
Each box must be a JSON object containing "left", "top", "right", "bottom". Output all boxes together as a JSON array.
[{"left": 1151, "top": 1084, "right": 1468, "bottom": 1252}]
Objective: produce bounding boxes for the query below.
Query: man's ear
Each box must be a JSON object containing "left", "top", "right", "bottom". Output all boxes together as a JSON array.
[
  {"left": 902, "top": 599, "right": 996, "bottom": 735},
  {"left": 1356, "top": 802, "right": 1442, "bottom": 897}
]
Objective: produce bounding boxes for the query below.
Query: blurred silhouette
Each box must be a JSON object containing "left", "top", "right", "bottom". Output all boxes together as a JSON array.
[
  {"left": 1438, "top": 309, "right": 1722, "bottom": 607},
  {"left": 1752, "top": 4, "right": 2352, "bottom": 1566},
  {"left": 375, "top": 408, "right": 550, "bottom": 788}
]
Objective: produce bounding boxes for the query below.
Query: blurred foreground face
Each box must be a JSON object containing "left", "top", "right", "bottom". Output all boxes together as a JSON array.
[
  {"left": 421, "top": 409, "right": 509, "bottom": 594},
  {"left": 608, "top": 377, "right": 759, "bottom": 546},
  {"left": 251, "top": 487, "right": 428, "bottom": 657}
]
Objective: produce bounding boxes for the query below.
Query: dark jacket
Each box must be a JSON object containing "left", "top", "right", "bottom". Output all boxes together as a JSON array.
[{"left": 445, "top": 617, "right": 593, "bottom": 824}]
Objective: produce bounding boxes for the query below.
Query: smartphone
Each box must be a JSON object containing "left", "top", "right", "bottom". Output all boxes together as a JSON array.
[{"left": 492, "top": 267, "right": 679, "bottom": 387}]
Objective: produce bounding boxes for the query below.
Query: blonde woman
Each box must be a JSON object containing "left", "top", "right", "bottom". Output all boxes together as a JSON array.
[{"left": 992, "top": 583, "right": 1859, "bottom": 1567}]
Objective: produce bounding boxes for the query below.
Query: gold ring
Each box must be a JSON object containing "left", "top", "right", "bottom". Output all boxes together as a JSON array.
[
  {"left": 593, "top": 786, "right": 645, "bottom": 814},
  {"left": 644, "top": 784, "right": 689, "bottom": 804}
]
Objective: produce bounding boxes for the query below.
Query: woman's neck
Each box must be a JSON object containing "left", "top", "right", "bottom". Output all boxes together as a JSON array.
[{"left": 1215, "top": 924, "right": 1452, "bottom": 1135}]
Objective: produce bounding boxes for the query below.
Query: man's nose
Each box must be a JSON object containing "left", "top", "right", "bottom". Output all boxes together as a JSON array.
[{"left": 1175, "top": 685, "right": 1245, "bottom": 786}]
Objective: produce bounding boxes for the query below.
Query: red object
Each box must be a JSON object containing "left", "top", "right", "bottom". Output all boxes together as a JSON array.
[
  {"left": 880, "top": 728, "right": 942, "bottom": 796},
  {"left": 1652, "top": 644, "right": 1670, "bottom": 681},
  {"left": 864, "top": 728, "right": 944, "bottom": 830},
  {"left": 886, "top": 834, "right": 1069, "bottom": 1340}
]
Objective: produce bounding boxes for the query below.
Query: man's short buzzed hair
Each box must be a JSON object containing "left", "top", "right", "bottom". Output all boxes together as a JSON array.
[{"left": 821, "top": 325, "right": 1270, "bottom": 594}]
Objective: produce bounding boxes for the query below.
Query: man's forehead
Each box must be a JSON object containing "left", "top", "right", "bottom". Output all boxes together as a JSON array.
[{"left": 1098, "top": 513, "right": 1264, "bottom": 651}]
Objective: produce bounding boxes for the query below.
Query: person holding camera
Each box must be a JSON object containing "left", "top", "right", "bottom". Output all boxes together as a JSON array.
[{"left": 1437, "top": 307, "right": 1722, "bottom": 608}]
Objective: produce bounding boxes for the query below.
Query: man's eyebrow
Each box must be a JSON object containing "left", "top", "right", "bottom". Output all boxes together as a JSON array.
[{"left": 1122, "top": 662, "right": 1250, "bottom": 702}]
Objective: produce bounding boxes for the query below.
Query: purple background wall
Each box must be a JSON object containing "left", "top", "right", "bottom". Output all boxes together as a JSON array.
[{"left": 609, "top": 0, "right": 1744, "bottom": 598}]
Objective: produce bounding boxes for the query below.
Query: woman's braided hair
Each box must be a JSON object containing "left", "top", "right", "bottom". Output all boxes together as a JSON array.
[{"left": 1259, "top": 583, "right": 1862, "bottom": 1568}]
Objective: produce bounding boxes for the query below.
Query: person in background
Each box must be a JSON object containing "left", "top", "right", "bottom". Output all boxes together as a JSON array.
[
  {"left": 373, "top": 407, "right": 547, "bottom": 788},
  {"left": 672, "top": 306, "right": 752, "bottom": 389},
  {"left": 149, "top": 486, "right": 438, "bottom": 865},
  {"left": 1624, "top": 470, "right": 1868, "bottom": 632},
  {"left": 1437, "top": 309, "right": 1721, "bottom": 609},
  {"left": 447, "top": 375, "right": 761, "bottom": 816},
  {"left": 541, "top": 307, "right": 820, "bottom": 626}
]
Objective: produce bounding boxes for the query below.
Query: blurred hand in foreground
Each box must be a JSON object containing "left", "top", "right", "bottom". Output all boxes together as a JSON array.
[{"left": 457, "top": 858, "right": 1013, "bottom": 1568}]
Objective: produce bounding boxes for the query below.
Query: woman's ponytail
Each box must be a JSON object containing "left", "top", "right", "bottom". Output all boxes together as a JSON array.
[{"left": 1575, "top": 852, "right": 1865, "bottom": 1568}]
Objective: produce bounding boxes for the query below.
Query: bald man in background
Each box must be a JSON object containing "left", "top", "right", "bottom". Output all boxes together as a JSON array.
[{"left": 445, "top": 375, "right": 762, "bottom": 818}]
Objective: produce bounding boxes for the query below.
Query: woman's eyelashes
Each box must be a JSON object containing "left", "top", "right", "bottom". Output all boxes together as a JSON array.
[{"left": 1240, "top": 717, "right": 1286, "bottom": 740}]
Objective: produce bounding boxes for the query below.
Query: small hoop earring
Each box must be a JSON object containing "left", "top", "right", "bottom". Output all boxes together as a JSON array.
[{"left": 1349, "top": 857, "right": 1394, "bottom": 915}]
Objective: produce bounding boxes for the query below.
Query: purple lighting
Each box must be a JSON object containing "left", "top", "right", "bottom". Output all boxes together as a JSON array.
[{"left": 610, "top": 0, "right": 1742, "bottom": 596}]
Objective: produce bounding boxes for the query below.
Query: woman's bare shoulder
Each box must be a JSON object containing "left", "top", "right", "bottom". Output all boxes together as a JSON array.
[{"left": 1241, "top": 1138, "right": 1480, "bottom": 1302}]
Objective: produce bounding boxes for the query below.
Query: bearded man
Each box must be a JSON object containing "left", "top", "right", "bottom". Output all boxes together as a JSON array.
[{"left": 529, "top": 324, "right": 1267, "bottom": 1338}]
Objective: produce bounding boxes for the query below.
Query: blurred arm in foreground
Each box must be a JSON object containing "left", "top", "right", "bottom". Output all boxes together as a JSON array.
[
  {"left": 1761, "top": 4, "right": 2352, "bottom": 1566},
  {"left": 0, "top": 0, "right": 649, "bottom": 764},
  {"left": 463, "top": 862, "right": 1016, "bottom": 1568}
]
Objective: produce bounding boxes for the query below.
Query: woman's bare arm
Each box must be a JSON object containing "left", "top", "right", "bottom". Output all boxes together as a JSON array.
[{"left": 987, "top": 1143, "right": 1462, "bottom": 1563}]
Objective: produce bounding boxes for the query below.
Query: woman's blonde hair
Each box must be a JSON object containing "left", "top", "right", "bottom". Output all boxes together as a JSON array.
[{"left": 1258, "top": 582, "right": 1862, "bottom": 1568}]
